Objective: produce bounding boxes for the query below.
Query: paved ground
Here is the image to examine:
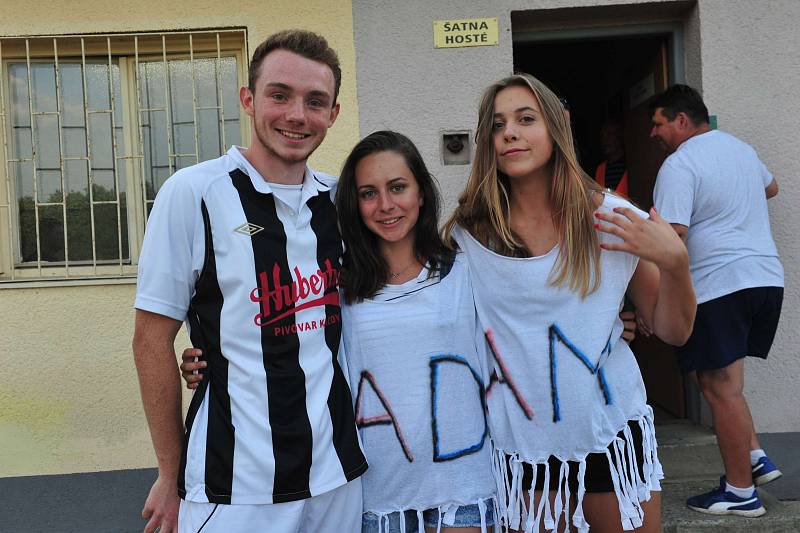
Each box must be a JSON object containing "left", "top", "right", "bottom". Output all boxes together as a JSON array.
[
  {"left": 0, "top": 426, "right": 797, "bottom": 532},
  {"left": 756, "top": 432, "right": 800, "bottom": 501},
  {"left": 0, "top": 468, "right": 156, "bottom": 532},
  {"left": 657, "top": 422, "right": 800, "bottom": 501},
  {"left": 658, "top": 421, "right": 800, "bottom": 532}
]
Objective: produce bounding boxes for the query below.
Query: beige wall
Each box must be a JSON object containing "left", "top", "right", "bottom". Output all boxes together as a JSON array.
[
  {"left": 0, "top": 284, "right": 189, "bottom": 476},
  {"left": 0, "top": 0, "right": 358, "bottom": 477}
]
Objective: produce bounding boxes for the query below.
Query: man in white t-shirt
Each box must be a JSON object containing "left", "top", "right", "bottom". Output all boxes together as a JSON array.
[
  {"left": 651, "top": 84, "right": 783, "bottom": 518},
  {"left": 132, "top": 30, "right": 366, "bottom": 533}
]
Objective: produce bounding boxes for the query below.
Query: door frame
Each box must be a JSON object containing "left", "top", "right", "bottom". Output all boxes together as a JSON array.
[{"left": 514, "top": 22, "right": 685, "bottom": 87}]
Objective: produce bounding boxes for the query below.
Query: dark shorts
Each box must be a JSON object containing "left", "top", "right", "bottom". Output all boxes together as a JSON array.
[
  {"left": 678, "top": 286, "right": 783, "bottom": 373},
  {"left": 509, "top": 420, "right": 645, "bottom": 493}
]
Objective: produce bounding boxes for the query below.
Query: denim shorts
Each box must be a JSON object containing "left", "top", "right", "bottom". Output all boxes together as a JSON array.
[{"left": 362, "top": 502, "right": 494, "bottom": 532}]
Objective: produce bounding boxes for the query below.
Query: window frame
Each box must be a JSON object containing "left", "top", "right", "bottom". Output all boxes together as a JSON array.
[{"left": 0, "top": 30, "right": 248, "bottom": 286}]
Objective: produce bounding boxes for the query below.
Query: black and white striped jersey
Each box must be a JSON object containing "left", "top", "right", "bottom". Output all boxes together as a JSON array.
[{"left": 135, "top": 147, "right": 367, "bottom": 504}]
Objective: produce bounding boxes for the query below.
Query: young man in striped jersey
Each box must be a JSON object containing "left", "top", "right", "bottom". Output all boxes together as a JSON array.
[{"left": 133, "top": 30, "right": 367, "bottom": 533}]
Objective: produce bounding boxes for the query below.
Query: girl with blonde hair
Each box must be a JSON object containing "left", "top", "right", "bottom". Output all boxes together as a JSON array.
[{"left": 445, "top": 73, "right": 695, "bottom": 532}]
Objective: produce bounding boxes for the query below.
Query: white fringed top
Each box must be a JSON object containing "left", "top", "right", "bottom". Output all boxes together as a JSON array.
[{"left": 453, "top": 194, "right": 663, "bottom": 532}]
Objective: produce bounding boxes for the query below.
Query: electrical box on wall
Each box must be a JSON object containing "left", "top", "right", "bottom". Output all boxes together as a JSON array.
[{"left": 441, "top": 131, "right": 471, "bottom": 165}]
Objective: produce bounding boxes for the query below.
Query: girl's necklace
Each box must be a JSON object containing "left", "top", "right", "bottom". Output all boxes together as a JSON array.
[{"left": 389, "top": 261, "right": 417, "bottom": 279}]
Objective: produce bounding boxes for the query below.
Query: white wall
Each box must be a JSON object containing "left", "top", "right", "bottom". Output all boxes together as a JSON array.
[{"left": 352, "top": 0, "right": 799, "bottom": 432}]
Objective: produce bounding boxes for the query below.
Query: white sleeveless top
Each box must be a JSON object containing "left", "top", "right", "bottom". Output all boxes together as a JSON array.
[
  {"left": 452, "top": 194, "right": 663, "bottom": 533},
  {"left": 341, "top": 254, "right": 495, "bottom": 531}
]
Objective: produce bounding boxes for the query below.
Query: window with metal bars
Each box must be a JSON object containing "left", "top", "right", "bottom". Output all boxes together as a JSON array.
[{"left": 0, "top": 30, "right": 246, "bottom": 283}]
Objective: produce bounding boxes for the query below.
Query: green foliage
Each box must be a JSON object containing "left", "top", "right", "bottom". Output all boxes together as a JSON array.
[{"left": 17, "top": 184, "right": 129, "bottom": 263}]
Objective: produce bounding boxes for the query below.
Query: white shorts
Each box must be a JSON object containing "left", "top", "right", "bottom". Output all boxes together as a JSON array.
[{"left": 178, "top": 478, "right": 362, "bottom": 533}]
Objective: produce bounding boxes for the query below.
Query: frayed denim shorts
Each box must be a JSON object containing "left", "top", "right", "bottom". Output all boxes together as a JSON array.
[{"left": 362, "top": 503, "right": 494, "bottom": 532}]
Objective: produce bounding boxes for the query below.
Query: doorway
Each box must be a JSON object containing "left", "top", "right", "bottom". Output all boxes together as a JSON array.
[{"left": 512, "top": 31, "right": 688, "bottom": 421}]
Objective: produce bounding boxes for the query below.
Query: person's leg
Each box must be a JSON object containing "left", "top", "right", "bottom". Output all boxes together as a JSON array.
[
  {"left": 511, "top": 457, "right": 577, "bottom": 533},
  {"left": 687, "top": 333, "right": 766, "bottom": 516},
  {"left": 302, "top": 478, "right": 363, "bottom": 533},
  {"left": 750, "top": 431, "right": 762, "bottom": 453},
  {"left": 746, "top": 286, "right": 783, "bottom": 482},
  {"left": 696, "top": 359, "right": 752, "bottom": 488},
  {"left": 510, "top": 490, "right": 574, "bottom": 533},
  {"left": 580, "top": 491, "right": 661, "bottom": 533},
  {"left": 746, "top": 395, "right": 762, "bottom": 454},
  {"left": 579, "top": 425, "right": 661, "bottom": 533}
]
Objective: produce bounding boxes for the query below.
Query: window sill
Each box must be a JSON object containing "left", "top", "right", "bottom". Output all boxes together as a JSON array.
[{"left": 0, "top": 275, "right": 137, "bottom": 289}]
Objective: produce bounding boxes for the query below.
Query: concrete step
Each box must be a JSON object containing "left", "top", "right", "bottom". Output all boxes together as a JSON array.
[{"left": 656, "top": 420, "right": 800, "bottom": 532}]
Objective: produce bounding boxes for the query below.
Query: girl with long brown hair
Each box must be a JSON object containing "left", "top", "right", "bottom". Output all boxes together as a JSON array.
[{"left": 444, "top": 74, "right": 695, "bottom": 532}]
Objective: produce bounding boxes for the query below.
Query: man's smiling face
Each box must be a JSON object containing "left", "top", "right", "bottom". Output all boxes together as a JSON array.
[{"left": 242, "top": 49, "right": 340, "bottom": 167}]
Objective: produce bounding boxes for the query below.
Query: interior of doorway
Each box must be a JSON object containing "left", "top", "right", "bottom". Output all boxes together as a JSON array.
[{"left": 513, "top": 34, "right": 687, "bottom": 422}]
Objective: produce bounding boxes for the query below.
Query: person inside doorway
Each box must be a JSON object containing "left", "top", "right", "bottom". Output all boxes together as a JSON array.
[{"left": 594, "top": 118, "right": 629, "bottom": 197}]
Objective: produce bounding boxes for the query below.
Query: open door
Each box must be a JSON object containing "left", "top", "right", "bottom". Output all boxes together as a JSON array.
[
  {"left": 624, "top": 42, "right": 686, "bottom": 419},
  {"left": 624, "top": 42, "right": 668, "bottom": 209}
]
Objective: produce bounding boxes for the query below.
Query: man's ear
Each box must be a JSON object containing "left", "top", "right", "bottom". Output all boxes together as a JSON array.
[
  {"left": 240, "top": 86, "right": 254, "bottom": 117},
  {"left": 328, "top": 102, "right": 341, "bottom": 127},
  {"left": 677, "top": 111, "right": 690, "bottom": 129}
]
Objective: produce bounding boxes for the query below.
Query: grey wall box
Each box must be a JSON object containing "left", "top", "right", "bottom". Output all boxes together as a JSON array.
[{"left": 441, "top": 131, "right": 471, "bottom": 165}]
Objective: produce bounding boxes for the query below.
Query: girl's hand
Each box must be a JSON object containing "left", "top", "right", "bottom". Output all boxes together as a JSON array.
[
  {"left": 179, "top": 348, "right": 206, "bottom": 390},
  {"left": 595, "top": 206, "right": 689, "bottom": 274},
  {"left": 636, "top": 312, "right": 654, "bottom": 338}
]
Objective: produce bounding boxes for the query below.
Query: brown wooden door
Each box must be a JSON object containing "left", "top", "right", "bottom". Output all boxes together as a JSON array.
[{"left": 623, "top": 41, "right": 686, "bottom": 419}]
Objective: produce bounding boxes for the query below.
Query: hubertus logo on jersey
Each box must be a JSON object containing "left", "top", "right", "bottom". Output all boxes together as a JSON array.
[{"left": 249, "top": 258, "right": 340, "bottom": 336}]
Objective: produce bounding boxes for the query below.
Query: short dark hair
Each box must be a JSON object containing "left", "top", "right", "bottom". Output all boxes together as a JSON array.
[
  {"left": 336, "top": 131, "right": 449, "bottom": 304},
  {"left": 649, "top": 84, "right": 710, "bottom": 125},
  {"left": 248, "top": 29, "right": 341, "bottom": 104}
]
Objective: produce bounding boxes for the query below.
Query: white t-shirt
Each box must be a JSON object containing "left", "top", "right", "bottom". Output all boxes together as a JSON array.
[
  {"left": 269, "top": 182, "right": 304, "bottom": 214},
  {"left": 341, "top": 254, "right": 495, "bottom": 528},
  {"left": 653, "top": 130, "right": 783, "bottom": 304},
  {"left": 453, "top": 194, "right": 663, "bottom": 532}
]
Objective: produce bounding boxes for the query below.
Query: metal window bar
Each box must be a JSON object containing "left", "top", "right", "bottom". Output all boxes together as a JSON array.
[
  {"left": 53, "top": 38, "right": 71, "bottom": 277},
  {"left": 161, "top": 35, "right": 175, "bottom": 178},
  {"left": 189, "top": 34, "right": 200, "bottom": 165},
  {"left": 1, "top": 29, "right": 245, "bottom": 282},
  {"left": 106, "top": 37, "right": 124, "bottom": 274},
  {"left": 0, "top": 40, "right": 14, "bottom": 280},
  {"left": 216, "top": 33, "right": 227, "bottom": 153},
  {"left": 24, "top": 39, "right": 44, "bottom": 276},
  {"left": 80, "top": 38, "right": 99, "bottom": 275},
  {"left": 138, "top": 61, "right": 166, "bottom": 212},
  {"left": 138, "top": 61, "right": 157, "bottom": 212},
  {"left": 134, "top": 36, "right": 149, "bottom": 235}
]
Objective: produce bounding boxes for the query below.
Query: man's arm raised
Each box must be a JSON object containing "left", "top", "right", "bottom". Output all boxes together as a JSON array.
[{"left": 133, "top": 309, "right": 184, "bottom": 533}]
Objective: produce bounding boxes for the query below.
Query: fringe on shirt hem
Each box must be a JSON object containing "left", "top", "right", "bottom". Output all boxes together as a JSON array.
[
  {"left": 491, "top": 410, "right": 663, "bottom": 532},
  {"left": 369, "top": 496, "right": 497, "bottom": 533}
]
